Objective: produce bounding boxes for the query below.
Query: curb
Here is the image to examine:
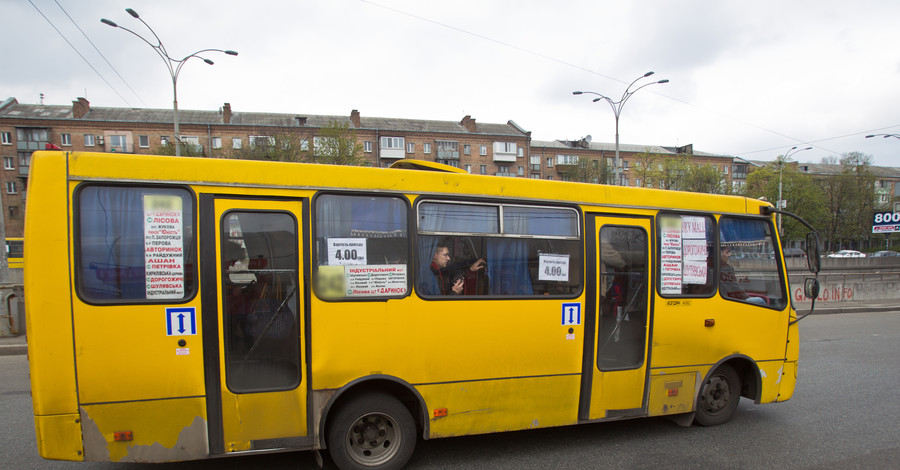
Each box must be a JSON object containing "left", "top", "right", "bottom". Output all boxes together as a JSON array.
[
  {"left": 0, "top": 344, "right": 27, "bottom": 356},
  {"left": 807, "top": 306, "right": 900, "bottom": 315}
]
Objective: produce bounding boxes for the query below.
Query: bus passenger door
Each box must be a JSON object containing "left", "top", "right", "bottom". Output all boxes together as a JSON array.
[
  {"left": 208, "top": 198, "right": 308, "bottom": 452},
  {"left": 580, "top": 215, "right": 652, "bottom": 421}
]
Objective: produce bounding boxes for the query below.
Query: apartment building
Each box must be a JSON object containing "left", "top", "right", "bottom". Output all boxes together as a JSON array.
[
  {"left": 0, "top": 97, "right": 534, "bottom": 240},
  {"left": 529, "top": 139, "right": 746, "bottom": 188}
]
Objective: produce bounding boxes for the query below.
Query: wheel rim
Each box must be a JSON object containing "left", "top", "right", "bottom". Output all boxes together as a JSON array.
[
  {"left": 700, "top": 375, "right": 732, "bottom": 415},
  {"left": 344, "top": 412, "right": 402, "bottom": 466}
]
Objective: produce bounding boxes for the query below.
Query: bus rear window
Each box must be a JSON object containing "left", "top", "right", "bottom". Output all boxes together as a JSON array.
[{"left": 76, "top": 186, "right": 195, "bottom": 302}]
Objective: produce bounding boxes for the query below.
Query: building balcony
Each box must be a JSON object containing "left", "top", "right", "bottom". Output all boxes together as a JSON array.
[
  {"left": 436, "top": 150, "right": 459, "bottom": 160},
  {"left": 495, "top": 172, "right": 516, "bottom": 177},
  {"left": 106, "top": 143, "right": 133, "bottom": 153}
]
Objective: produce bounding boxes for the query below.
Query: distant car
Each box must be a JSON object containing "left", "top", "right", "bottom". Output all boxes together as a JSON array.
[
  {"left": 782, "top": 248, "right": 806, "bottom": 259},
  {"left": 872, "top": 250, "right": 900, "bottom": 257},
  {"left": 827, "top": 250, "right": 866, "bottom": 258}
]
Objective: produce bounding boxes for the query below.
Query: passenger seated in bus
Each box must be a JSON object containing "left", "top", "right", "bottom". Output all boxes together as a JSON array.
[
  {"left": 422, "top": 244, "right": 486, "bottom": 295},
  {"left": 719, "top": 247, "right": 767, "bottom": 305}
]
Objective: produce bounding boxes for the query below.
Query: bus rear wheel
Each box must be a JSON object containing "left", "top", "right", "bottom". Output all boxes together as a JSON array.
[
  {"left": 326, "top": 392, "right": 416, "bottom": 470},
  {"left": 695, "top": 364, "right": 741, "bottom": 426}
]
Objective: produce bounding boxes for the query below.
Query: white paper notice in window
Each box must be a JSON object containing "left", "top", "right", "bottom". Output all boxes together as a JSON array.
[
  {"left": 660, "top": 217, "right": 683, "bottom": 294},
  {"left": 539, "top": 253, "right": 570, "bottom": 282},
  {"left": 143, "top": 194, "right": 184, "bottom": 299},
  {"left": 327, "top": 238, "right": 367, "bottom": 265}
]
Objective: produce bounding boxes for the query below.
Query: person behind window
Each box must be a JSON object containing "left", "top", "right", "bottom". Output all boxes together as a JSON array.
[
  {"left": 719, "top": 247, "right": 766, "bottom": 305},
  {"left": 421, "top": 245, "right": 486, "bottom": 295}
]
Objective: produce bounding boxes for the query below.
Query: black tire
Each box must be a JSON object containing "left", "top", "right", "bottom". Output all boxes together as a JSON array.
[
  {"left": 695, "top": 364, "right": 741, "bottom": 426},
  {"left": 326, "top": 392, "right": 417, "bottom": 470}
]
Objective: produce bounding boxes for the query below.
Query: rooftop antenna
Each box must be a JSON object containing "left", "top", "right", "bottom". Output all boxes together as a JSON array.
[{"left": 40, "top": 93, "right": 45, "bottom": 105}]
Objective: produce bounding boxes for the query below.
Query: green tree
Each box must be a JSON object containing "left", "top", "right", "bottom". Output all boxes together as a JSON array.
[
  {"left": 308, "top": 120, "right": 365, "bottom": 166},
  {"left": 684, "top": 163, "right": 725, "bottom": 194},
  {"left": 655, "top": 155, "right": 691, "bottom": 191},
  {"left": 631, "top": 151, "right": 660, "bottom": 188},
  {"left": 745, "top": 157, "right": 826, "bottom": 241},
  {"left": 560, "top": 156, "right": 613, "bottom": 184}
]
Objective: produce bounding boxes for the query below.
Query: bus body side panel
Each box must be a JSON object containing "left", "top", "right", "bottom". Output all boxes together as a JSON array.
[
  {"left": 310, "top": 297, "right": 584, "bottom": 438},
  {"left": 25, "top": 152, "right": 84, "bottom": 461}
]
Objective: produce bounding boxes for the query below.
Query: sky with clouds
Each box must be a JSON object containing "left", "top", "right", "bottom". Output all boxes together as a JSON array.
[{"left": 5, "top": 0, "right": 900, "bottom": 166}]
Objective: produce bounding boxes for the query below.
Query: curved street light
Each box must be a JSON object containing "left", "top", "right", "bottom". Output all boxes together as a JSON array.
[
  {"left": 865, "top": 133, "right": 900, "bottom": 140},
  {"left": 101, "top": 8, "right": 238, "bottom": 156},
  {"left": 777, "top": 145, "right": 813, "bottom": 236},
  {"left": 573, "top": 71, "right": 669, "bottom": 185}
]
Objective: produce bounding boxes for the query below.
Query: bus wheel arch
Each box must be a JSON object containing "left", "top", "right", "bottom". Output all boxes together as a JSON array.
[
  {"left": 694, "top": 356, "right": 760, "bottom": 426},
  {"left": 320, "top": 376, "right": 428, "bottom": 462}
]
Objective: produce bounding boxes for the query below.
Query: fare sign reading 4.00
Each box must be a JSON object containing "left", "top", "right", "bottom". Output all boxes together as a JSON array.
[{"left": 144, "top": 195, "right": 184, "bottom": 299}]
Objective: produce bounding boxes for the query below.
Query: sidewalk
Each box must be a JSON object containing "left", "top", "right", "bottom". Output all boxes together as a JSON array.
[{"left": 1, "top": 300, "right": 896, "bottom": 357}]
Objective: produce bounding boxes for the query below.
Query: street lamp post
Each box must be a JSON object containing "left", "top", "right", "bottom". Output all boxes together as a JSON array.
[
  {"left": 101, "top": 8, "right": 237, "bottom": 156},
  {"left": 777, "top": 146, "right": 812, "bottom": 237},
  {"left": 573, "top": 71, "right": 669, "bottom": 186}
]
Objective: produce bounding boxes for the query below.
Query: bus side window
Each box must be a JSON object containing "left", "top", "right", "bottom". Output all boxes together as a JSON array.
[
  {"left": 658, "top": 214, "right": 715, "bottom": 297},
  {"left": 417, "top": 201, "right": 582, "bottom": 298},
  {"left": 314, "top": 194, "right": 410, "bottom": 300}
]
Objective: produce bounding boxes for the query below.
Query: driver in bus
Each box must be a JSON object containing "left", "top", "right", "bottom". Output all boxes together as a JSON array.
[
  {"left": 423, "top": 244, "right": 486, "bottom": 295},
  {"left": 719, "top": 246, "right": 767, "bottom": 305}
]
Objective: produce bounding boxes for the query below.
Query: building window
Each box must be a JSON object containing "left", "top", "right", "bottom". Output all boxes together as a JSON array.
[
  {"left": 84, "top": 134, "right": 95, "bottom": 146},
  {"left": 480, "top": 165, "right": 487, "bottom": 175},
  {"left": 517, "top": 147, "right": 524, "bottom": 157},
  {"left": 161, "top": 136, "right": 169, "bottom": 146},
  {"left": 407, "top": 142, "right": 415, "bottom": 153},
  {"left": 465, "top": 164, "right": 472, "bottom": 173},
  {"left": 139, "top": 135, "right": 150, "bottom": 148},
  {"left": 232, "top": 138, "right": 242, "bottom": 149},
  {"left": 300, "top": 139, "right": 309, "bottom": 151},
  {"left": 380, "top": 136, "right": 404, "bottom": 149},
  {"left": 423, "top": 143, "right": 432, "bottom": 154},
  {"left": 3, "top": 157, "right": 14, "bottom": 170},
  {"left": 2, "top": 131, "right": 12, "bottom": 145},
  {"left": 212, "top": 137, "right": 222, "bottom": 149},
  {"left": 517, "top": 166, "right": 524, "bottom": 176},
  {"left": 6, "top": 182, "right": 16, "bottom": 194},
  {"left": 480, "top": 145, "right": 487, "bottom": 156},
  {"left": 546, "top": 157, "right": 553, "bottom": 168},
  {"left": 364, "top": 141, "right": 373, "bottom": 153},
  {"left": 249, "top": 135, "right": 275, "bottom": 148},
  {"left": 61, "top": 133, "right": 72, "bottom": 146},
  {"left": 109, "top": 135, "right": 128, "bottom": 152},
  {"left": 436, "top": 141, "right": 459, "bottom": 160},
  {"left": 464, "top": 144, "right": 471, "bottom": 155}
]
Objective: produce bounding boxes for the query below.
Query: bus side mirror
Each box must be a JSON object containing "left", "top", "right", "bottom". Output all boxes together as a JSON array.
[
  {"left": 804, "top": 278, "right": 820, "bottom": 300},
  {"left": 805, "top": 232, "right": 821, "bottom": 273}
]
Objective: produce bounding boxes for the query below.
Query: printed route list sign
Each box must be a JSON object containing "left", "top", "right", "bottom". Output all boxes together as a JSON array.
[{"left": 143, "top": 195, "right": 184, "bottom": 299}]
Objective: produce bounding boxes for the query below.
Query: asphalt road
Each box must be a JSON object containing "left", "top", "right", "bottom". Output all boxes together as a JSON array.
[{"left": 3, "top": 310, "right": 898, "bottom": 469}]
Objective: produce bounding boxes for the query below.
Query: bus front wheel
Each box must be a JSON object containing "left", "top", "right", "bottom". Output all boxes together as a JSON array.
[
  {"left": 695, "top": 364, "right": 741, "bottom": 426},
  {"left": 326, "top": 392, "right": 416, "bottom": 470}
]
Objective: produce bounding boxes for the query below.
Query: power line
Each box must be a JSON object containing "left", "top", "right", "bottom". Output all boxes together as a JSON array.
[
  {"left": 27, "top": 0, "right": 134, "bottom": 107},
  {"left": 358, "top": 0, "right": 857, "bottom": 158},
  {"left": 53, "top": 0, "right": 155, "bottom": 113}
]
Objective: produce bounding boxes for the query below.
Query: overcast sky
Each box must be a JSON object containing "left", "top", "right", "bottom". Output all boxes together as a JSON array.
[{"left": 5, "top": 0, "right": 900, "bottom": 166}]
